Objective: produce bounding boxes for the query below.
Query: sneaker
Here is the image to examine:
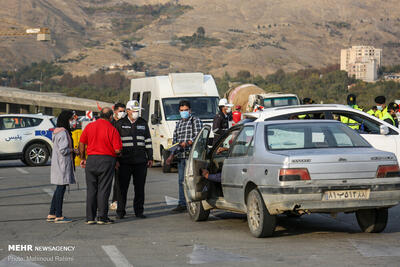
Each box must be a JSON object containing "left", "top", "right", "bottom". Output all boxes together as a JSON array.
[
  {"left": 97, "top": 218, "right": 114, "bottom": 225},
  {"left": 171, "top": 205, "right": 187, "bottom": 213},
  {"left": 109, "top": 201, "right": 118, "bottom": 211},
  {"left": 54, "top": 217, "right": 73, "bottom": 223},
  {"left": 85, "top": 220, "right": 97, "bottom": 225}
]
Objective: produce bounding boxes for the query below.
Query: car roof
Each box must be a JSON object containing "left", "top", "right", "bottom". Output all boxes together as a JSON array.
[
  {"left": 244, "top": 119, "right": 342, "bottom": 127},
  {"left": 0, "top": 114, "right": 54, "bottom": 119},
  {"left": 243, "top": 104, "right": 358, "bottom": 119}
]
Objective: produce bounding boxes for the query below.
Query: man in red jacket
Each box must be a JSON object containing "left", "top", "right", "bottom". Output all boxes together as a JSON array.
[
  {"left": 232, "top": 105, "right": 242, "bottom": 125},
  {"left": 79, "top": 107, "right": 122, "bottom": 225}
]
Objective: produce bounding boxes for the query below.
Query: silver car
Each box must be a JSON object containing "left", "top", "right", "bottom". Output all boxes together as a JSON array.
[{"left": 184, "top": 120, "right": 400, "bottom": 238}]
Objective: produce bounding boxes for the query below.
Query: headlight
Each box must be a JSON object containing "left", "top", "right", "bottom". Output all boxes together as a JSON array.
[{"left": 167, "top": 138, "right": 173, "bottom": 147}]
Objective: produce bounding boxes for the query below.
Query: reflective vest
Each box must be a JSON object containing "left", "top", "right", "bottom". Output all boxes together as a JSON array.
[
  {"left": 375, "top": 107, "right": 388, "bottom": 120},
  {"left": 366, "top": 109, "right": 375, "bottom": 116},
  {"left": 382, "top": 112, "right": 395, "bottom": 126},
  {"left": 341, "top": 105, "right": 363, "bottom": 130}
]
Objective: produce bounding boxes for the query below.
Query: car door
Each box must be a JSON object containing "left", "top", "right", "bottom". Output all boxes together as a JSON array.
[
  {"left": 184, "top": 125, "right": 211, "bottom": 201},
  {"left": 0, "top": 117, "right": 27, "bottom": 154},
  {"left": 329, "top": 110, "right": 399, "bottom": 161},
  {"left": 221, "top": 126, "right": 255, "bottom": 204}
]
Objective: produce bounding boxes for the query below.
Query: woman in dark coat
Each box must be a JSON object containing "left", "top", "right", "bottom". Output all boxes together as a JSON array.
[{"left": 47, "top": 110, "right": 77, "bottom": 223}]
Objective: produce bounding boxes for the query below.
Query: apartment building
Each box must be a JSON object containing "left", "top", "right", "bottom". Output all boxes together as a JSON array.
[{"left": 340, "top": 46, "right": 382, "bottom": 82}]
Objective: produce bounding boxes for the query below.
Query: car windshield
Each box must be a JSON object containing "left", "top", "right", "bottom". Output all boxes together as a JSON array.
[
  {"left": 263, "top": 97, "right": 299, "bottom": 108},
  {"left": 265, "top": 122, "right": 371, "bottom": 150},
  {"left": 162, "top": 97, "right": 219, "bottom": 121}
]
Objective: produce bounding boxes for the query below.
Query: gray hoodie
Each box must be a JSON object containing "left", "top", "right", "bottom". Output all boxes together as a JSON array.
[{"left": 50, "top": 128, "right": 76, "bottom": 185}]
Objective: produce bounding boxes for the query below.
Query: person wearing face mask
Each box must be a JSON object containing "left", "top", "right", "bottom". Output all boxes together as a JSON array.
[
  {"left": 109, "top": 103, "right": 126, "bottom": 211},
  {"left": 114, "top": 100, "right": 153, "bottom": 219},
  {"left": 374, "top": 96, "right": 387, "bottom": 120},
  {"left": 47, "top": 110, "right": 78, "bottom": 223},
  {"left": 383, "top": 102, "right": 399, "bottom": 127},
  {"left": 212, "top": 98, "right": 233, "bottom": 145},
  {"left": 169, "top": 100, "right": 203, "bottom": 213}
]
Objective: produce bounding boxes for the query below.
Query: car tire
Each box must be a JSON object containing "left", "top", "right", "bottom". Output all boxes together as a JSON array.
[
  {"left": 161, "top": 149, "right": 171, "bottom": 173},
  {"left": 246, "top": 189, "right": 276, "bottom": 238},
  {"left": 24, "top": 143, "right": 49, "bottom": 167},
  {"left": 20, "top": 157, "right": 27, "bottom": 165},
  {"left": 356, "top": 208, "right": 388, "bottom": 233},
  {"left": 187, "top": 201, "right": 210, "bottom": 222}
]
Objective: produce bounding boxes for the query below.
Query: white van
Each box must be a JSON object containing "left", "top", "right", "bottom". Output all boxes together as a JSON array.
[{"left": 130, "top": 73, "right": 220, "bottom": 172}]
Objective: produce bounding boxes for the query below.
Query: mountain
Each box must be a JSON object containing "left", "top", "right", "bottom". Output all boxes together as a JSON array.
[{"left": 0, "top": 0, "right": 399, "bottom": 76}]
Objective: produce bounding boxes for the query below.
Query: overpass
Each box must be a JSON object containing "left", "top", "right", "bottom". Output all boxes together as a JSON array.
[{"left": 0, "top": 86, "right": 114, "bottom": 115}]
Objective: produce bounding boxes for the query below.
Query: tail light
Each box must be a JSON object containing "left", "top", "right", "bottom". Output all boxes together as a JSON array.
[
  {"left": 49, "top": 128, "right": 55, "bottom": 132},
  {"left": 279, "top": 168, "right": 311, "bottom": 181},
  {"left": 376, "top": 165, "right": 400, "bottom": 178}
]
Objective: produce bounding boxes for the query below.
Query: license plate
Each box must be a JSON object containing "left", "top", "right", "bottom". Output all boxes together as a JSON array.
[{"left": 323, "top": 189, "right": 370, "bottom": 201}]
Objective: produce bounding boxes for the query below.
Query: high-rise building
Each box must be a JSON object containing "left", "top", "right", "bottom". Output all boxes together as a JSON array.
[{"left": 340, "top": 46, "right": 382, "bottom": 82}]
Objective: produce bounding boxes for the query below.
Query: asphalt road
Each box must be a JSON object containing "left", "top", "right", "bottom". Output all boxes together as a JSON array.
[{"left": 0, "top": 160, "right": 399, "bottom": 267}]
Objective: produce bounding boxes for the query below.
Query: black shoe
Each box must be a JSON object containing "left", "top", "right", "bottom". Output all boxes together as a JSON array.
[
  {"left": 116, "top": 214, "right": 125, "bottom": 220},
  {"left": 136, "top": 214, "right": 146, "bottom": 219},
  {"left": 171, "top": 205, "right": 187, "bottom": 213},
  {"left": 97, "top": 217, "right": 114, "bottom": 225}
]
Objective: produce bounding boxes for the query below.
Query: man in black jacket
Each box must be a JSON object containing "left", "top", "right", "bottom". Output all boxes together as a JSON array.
[
  {"left": 115, "top": 100, "right": 153, "bottom": 219},
  {"left": 212, "top": 98, "right": 233, "bottom": 145}
]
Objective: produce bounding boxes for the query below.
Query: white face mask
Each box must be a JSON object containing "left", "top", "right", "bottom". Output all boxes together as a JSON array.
[
  {"left": 226, "top": 107, "right": 232, "bottom": 113},
  {"left": 69, "top": 120, "right": 76, "bottom": 128},
  {"left": 117, "top": 111, "right": 126, "bottom": 119},
  {"left": 132, "top": 112, "right": 139, "bottom": 120},
  {"left": 377, "top": 105, "right": 383, "bottom": 111}
]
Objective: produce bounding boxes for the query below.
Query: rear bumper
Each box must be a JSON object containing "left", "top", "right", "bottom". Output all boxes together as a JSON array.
[{"left": 259, "top": 179, "right": 400, "bottom": 215}]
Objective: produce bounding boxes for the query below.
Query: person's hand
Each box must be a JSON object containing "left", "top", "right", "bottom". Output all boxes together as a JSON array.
[
  {"left": 217, "top": 147, "right": 228, "bottom": 154},
  {"left": 166, "top": 154, "right": 174, "bottom": 165},
  {"left": 147, "top": 160, "right": 153, "bottom": 168},
  {"left": 115, "top": 161, "right": 120, "bottom": 170},
  {"left": 201, "top": 168, "right": 209, "bottom": 179},
  {"left": 80, "top": 159, "right": 86, "bottom": 168},
  {"left": 187, "top": 140, "right": 193, "bottom": 146}
]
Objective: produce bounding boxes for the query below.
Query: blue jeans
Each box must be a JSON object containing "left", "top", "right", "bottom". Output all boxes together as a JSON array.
[
  {"left": 177, "top": 158, "right": 187, "bottom": 206},
  {"left": 49, "top": 185, "right": 67, "bottom": 217}
]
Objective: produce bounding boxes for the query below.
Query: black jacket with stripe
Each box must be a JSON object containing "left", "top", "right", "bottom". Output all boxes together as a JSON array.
[{"left": 115, "top": 116, "right": 153, "bottom": 165}]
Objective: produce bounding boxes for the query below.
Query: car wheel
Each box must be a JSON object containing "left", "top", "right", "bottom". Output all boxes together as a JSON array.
[
  {"left": 356, "top": 208, "right": 388, "bottom": 233},
  {"left": 161, "top": 149, "right": 171, "bottom": 173},
  {"left": 20, "top": 157, "right": 27, "bottom": 165},
  {"left": 246, "top": 189, "right": 276, "bottom": 238},
  {"left": 187, "top": 201, "right": 210, "bottom": 222},
  {"left": 24, "top": 143, "right": 49, "bottom": 167}
]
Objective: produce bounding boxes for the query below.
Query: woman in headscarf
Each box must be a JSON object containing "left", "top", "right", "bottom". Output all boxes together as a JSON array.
[{"left": 46, "top": 110, "right": 77, "bottom": 223}]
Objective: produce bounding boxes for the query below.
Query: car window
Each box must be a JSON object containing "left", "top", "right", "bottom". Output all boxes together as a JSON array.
[
  {"left": 0, "top": 117, "right": 42, "bottom": 130},
  {"left": 1, "top": 117, "right": 19, "bottom": 129},
  {"left": 329, "top": 111, "right": 397, "bottom": 135},
  {"left": 230, "top": 126, "right": 255, "bottom": 157},
  {"left": 192, "top": 127, "right": 210, "bottom": 160},
  {"left": 265, "top": 122, "right": 371, "bottom": 150},
  {"left": 213, "top": 129, "right": 241, "bottom": 158},
  {"left": 22, "top": 117, "right": 43, "bottom": 127}
]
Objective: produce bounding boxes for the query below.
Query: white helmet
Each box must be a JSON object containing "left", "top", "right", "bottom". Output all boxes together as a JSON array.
[
  {"left": 218, "top": 98, "right": 233, "bottom": 107},
  {"left": 126, "top": 100, "right": 143, "bottom": 111}
]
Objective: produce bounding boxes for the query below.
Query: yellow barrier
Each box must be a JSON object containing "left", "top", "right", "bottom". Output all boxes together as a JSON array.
[{"left": 72, "top": 129, "right": 82, "bottom": 166}]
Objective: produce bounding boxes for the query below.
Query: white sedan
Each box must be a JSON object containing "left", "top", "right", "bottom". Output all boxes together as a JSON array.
[{"left": 244, "top": 104, "right": 400, "bottom": 163}]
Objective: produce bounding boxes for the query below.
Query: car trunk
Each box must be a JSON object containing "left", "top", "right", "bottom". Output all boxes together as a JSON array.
[{"left": 273, "top": 148, "right": 396, "bottom": 180}]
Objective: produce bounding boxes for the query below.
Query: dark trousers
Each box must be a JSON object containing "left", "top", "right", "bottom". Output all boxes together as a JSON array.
[
  {"left": 117, "top": 163, "right": 147, "bottom": 216},
  {"left": 85, "top": 155, "right": 116, "bottom": 221},
  {"left": 111, "top": 169, "right": 120, "bottom": 203},
  {"left": 49, "top": 185, "right": 67, "bottom": 217}
]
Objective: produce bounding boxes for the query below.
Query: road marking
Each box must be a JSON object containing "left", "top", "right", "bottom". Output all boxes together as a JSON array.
[
  {"left": 165, "top": 195, "right": 179, "bottom": 206},
  {"left": 0, "top": 255, "right": 43, "bottom": 266},
  {"left": 187, "top": 244, "right": 255, "bottom": 264},
  {"left": 102, "top": 245, "right": 133, "bottom": 267},
  {"left": 349, "top": 239, "right": 400, "bottom": 257},
  {"left": 42, "top": 188, "right": 54, "bottom": 197},
  {"left": 15, "top": 167, "right": 29, "bottom": 174}
]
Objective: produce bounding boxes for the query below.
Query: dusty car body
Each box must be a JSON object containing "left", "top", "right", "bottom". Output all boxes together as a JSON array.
[{"left": 184, "top": 120, "right": 400, "bottom": 237}]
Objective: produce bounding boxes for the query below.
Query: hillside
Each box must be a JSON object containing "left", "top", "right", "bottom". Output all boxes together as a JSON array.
[{"left": 0, "top": 0, "right": 399, "bottom": 76}]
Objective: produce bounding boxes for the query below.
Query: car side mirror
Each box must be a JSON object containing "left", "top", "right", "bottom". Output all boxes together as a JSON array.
[
  {"left": 151, "top": 114, "right": 160, "bottom": 124},
  {"left": 380, "top": 125, "right": 389, "bottom": 135}
]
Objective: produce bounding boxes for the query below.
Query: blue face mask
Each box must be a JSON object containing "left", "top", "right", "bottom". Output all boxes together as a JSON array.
[
  {"left": 180, "top": 111, "right": 190, "bottom": 119},
  {"left": 377, "top": 105, "right": 383, "bottom": 111}
]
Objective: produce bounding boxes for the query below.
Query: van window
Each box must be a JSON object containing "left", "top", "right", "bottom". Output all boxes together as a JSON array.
[
  {"left": 142, "top": 92, "right": 151, "bottom": 122},
  {"left": 154, "top": 100, "right": 161, "bottom": 119},
  {"left": 162, "top": 97, "right": 219, "bottom": 121},
  {"left": 132, "top": 92, "right": 140, "bottom": 102}
]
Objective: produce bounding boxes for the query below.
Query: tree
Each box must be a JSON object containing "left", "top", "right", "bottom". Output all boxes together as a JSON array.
[{"left": 196, "top": 26, "right": 205, "bottom": 38}]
